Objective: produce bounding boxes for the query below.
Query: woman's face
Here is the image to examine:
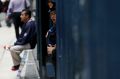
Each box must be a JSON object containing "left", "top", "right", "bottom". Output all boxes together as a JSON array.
[
  {"left": 48, "top": 2, "right": 53, "bottom": 9},
  {"left": 50, "top": 11, "right": 56, "bottom": 24}
]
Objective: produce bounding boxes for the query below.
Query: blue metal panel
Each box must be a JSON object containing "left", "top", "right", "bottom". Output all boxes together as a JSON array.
[
  {"left": 56, "top": 0, "right": 90, "bottom": 79},
  {"left": 106, "top": 0, "right": 120, "bottom": 79},
  {"left": 90, "top": 0, "right": 120, "bottom": 79},
  {"left": 56, "top": 0, "right": 120, "bottom": 79},
  {"left": 89, "top": 0, "right": 108, "bottom": 79}
]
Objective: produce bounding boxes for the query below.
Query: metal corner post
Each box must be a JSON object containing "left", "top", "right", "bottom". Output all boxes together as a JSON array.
[{"left": 36, "top": 0, "right": 43, "bottom": 79}]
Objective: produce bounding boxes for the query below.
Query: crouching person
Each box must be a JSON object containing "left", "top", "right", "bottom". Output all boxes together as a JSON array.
[
  {"left": 46, "top": 10, "right": 56, "bottom": 55},
  {"left": 46, "top": 10, "right": 56, "bottom": 78},
  {"left": 5, "top": 9, "right": 37, "bottom": 71}
]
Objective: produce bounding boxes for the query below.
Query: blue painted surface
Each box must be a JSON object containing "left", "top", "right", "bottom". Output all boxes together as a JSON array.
[{"left": 56, "top": 0, "right": 120, "bottom": 79}]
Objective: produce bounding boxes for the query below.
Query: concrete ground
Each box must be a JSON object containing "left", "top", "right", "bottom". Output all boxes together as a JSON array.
[{"left": 0, "top": 18, "right": 17, "bottom": 79}]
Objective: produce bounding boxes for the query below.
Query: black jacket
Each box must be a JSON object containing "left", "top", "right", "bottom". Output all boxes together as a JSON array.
[
  {"left": 47, "top": 26, "right": 56, "bottom": 45},
  {"left": 14, "top": 19, "right": 37, "bottom": 49}
]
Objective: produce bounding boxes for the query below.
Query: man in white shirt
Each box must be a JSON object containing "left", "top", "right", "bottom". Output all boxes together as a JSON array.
[{"left": 7, "top": 0, "right": 30, "bottom": 39}]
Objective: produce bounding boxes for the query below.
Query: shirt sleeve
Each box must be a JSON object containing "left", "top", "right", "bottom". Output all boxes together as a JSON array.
[{"left": 7, "top": 0, "right": 13, "bottom": 17}]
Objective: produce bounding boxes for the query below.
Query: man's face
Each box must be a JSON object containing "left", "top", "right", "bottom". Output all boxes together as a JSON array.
[
  {"left": 50, "top": 11, "right": 56, "bottom": 24},
  {"left": 20, "top": 11, "right": 28, "bottom": 22}
]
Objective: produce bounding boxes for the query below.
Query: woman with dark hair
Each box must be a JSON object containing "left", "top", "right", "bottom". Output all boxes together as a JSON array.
[{"left": 48, "top": 0, "right": 56, "bottom": 13}]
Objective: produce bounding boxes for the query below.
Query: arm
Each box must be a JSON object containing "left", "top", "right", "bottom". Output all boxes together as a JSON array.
[{"left": 6, "top": 0, "right": 13, "bottom": 19}]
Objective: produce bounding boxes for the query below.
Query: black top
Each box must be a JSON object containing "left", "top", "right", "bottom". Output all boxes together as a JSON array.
[{"left": 47, "top": 26, "right": 56, "bottom": 46}]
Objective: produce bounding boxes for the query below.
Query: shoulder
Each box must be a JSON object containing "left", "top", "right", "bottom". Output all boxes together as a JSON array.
[
  {"left": 26, "top": 20, "right": 36, "bottom": 26},
  {"left": 25, "top": 20, "right": 36, "bottom": 30}
]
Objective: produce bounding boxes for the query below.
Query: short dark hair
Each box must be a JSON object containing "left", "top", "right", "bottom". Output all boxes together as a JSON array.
[{"left": 22, "top": 9, "right": 32, "bottom": 18}]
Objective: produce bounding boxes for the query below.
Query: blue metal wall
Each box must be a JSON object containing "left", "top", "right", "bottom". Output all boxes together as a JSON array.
[{"left": 56, "top": 0, "right": 120, "bottom": 79}]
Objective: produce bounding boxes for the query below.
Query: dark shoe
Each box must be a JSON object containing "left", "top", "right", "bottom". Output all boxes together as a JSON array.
[{"left": 11, "top": 65, "right": 20, "bottom": 71}]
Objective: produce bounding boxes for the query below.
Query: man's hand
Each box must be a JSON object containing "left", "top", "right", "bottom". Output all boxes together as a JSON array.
[
  {"left": 4, "top": 45, "right": 12, "bottom": 50},
  {"left": 47, "top": 44, "right": 56, "bottom": 54}
]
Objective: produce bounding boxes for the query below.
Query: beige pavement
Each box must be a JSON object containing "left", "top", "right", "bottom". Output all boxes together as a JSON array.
[{"left": 0, "top": 20, "right": 17, "bottom": 79}]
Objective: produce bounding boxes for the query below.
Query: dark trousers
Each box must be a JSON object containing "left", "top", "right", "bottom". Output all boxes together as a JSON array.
[{"left": 11, "top": 12, "right": 23, "bottom": 39}]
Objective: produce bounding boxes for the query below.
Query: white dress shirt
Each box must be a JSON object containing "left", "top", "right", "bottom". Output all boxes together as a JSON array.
[{"left": 7, "top": 0, "right": 30, "bottom": 16}]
